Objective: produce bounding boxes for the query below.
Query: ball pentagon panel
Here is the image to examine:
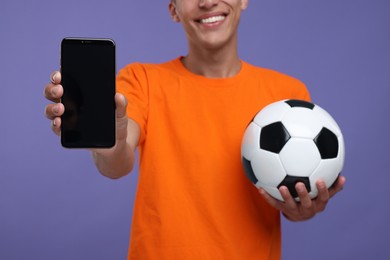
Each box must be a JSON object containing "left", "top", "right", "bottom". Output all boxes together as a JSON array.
[{"left": 279, "top": 138, "right": 321, "bottom": 177}]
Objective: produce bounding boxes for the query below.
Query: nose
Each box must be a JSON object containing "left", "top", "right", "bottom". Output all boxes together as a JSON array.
[{"left": 199, "top": 0, "right": 219, "bottom": 9}]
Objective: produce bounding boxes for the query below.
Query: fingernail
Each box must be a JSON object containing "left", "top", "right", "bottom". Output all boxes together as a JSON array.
[
  {"left": 279, "top": 186, "right": 289, "bottom": 197},
  {"left": 296, "top": 183, "right": 305, "bottom": 192},
  {"left": 52, "top": 105, "right": 59, "bottom": 114},
  {"left": 51, "top": 72, "right": 56, "bottom": 83},
  {"left": 51, "top": 87, "right": 57, "bottom": 97}
]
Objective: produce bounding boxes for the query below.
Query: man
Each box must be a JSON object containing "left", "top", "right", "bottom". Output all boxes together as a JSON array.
[{"left": 44, "top": 0, "right": 345, "bottom": 259}]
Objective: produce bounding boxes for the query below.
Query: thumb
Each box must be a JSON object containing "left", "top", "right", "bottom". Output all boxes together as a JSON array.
[{"left": 115, "top": 93, "right": 128, "bottom": 119}]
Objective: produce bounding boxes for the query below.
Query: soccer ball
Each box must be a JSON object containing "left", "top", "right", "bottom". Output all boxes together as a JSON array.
[{"left": 241, "top": 99, "right": 345, "bottom": 201}]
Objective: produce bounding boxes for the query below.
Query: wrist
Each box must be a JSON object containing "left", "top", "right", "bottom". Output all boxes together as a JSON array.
[
  {"left": 92, "top": 138, "right": 134, "bottom": 179},
  {"left": 91, "top": 137, "right": 127, "bottom": 157}
]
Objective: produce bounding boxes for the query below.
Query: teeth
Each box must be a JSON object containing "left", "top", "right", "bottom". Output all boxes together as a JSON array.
[{"left": 199, "top": 15, "right": 225, "bottom": 24}]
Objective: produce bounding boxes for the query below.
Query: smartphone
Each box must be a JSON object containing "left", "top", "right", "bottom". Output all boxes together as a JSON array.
[{"left": 60, "top": 37, "right": 116, "bottom": 148}]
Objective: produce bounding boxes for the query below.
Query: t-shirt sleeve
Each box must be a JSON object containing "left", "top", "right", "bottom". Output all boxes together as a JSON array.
[
  {"left": 294, "top": 79, "right": 311, "bottom": 102},
  {"left": 275, "top": 70, "right": 312, "bottom": 102},
  {"left": 116, "top": 63, "right": 149, "bottom": 145}
]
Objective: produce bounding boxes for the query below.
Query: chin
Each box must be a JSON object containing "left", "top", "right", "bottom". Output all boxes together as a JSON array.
[{"left": 202, "top": 37, "right": 235, "bottom": 51}]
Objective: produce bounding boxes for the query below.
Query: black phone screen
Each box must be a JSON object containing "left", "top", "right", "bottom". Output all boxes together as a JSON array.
[{"left": 60, "top": 38, "right": 116, "bottom": 148}]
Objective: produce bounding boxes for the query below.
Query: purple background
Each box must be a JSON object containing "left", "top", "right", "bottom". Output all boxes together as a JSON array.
[{"left": 1, "top": 0, "right": 389, "bottom": 259}]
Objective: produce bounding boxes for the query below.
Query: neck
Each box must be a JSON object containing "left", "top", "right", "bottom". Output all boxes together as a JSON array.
[{"left": 182, "top": 40, "right": 242, "bottom": 78}]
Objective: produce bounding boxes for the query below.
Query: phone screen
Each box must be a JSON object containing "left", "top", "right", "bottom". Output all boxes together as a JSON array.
[{"left": 60, "top": 38, "right": 116, "bottom": 148}]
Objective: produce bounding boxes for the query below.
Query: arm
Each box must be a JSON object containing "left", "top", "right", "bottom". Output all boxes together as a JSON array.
[
  {"left": 92, "top": 115, "right": 140, "bottom": 179},
  {"left": 44, "top": 71, "right": 140, "bottom": 179}
]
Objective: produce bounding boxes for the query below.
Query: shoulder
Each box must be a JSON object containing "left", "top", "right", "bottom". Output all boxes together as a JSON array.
[{"left": 242, "top": 61, "right": 310, "bottom": 101}]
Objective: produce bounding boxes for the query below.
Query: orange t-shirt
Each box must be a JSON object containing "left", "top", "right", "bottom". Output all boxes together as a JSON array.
[{"left": 116, "top": 57, "right": 310, "bottom": 260}]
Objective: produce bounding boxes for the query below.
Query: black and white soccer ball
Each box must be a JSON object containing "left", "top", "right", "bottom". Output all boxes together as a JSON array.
[{"left": 241, "top": 99, "right": 345, "bottom": 201}]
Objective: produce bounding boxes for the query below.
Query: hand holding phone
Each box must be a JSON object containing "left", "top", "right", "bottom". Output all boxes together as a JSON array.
[
  {"left": 60, "top": 38, "right": 116, "bottom": 148},
  {"left": 44, "top": 71, "right": 130, "bottom": 150}
]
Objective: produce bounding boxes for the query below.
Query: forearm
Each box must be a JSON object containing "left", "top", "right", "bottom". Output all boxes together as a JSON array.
[{"left": 92, "top": 139, "right": 135, "bottom": 179}]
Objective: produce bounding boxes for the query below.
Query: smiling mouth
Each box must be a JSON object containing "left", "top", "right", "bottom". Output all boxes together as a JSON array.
[{"left": 197, "top": 15, "right": 227, "bottom": 24}]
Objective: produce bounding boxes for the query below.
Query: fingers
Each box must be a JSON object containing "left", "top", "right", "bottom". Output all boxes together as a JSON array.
[
  {"left": 44, "top": 103, "right": 64, "bottom": 136},
  {"left": 114, "top": 93, "right": 129, "bottom": 142},
  {"left": 258, "top": 188, "right": 281, "bottom": 209},
  {"left": 296, "top": 182, "right": 312, "bottom": 208},
  {"left": 51, "top": 117, "right": 62, "bottom": 136},
  {"left": 316, "top": 179, "right": 330, "bottom": 202},
  {"left": 115, "top": 93, "right": 128, "bottom": 119},
  {"left": 44, "top": 103, "right": 65, "bottom": 120},
  {"left": 44, "top": 84, "right": 63, "bottom": 103},
  {"left": 279, "top": 186, "right": 297, "bottom": 209},
  {"left": 44, "top": 71, "right": 63, "bottom": 102},
  {"left": 328, "top": 176, "right": 346, "bottom": 198},
  {"left": 44, "top": 71, "right": 63, "bottom": 136},
  {"left": 313, "top": 180, "right": 330, "bottom": 213},
  {"left": 50, "top": 71, "right": 62, "bottom": 84}
]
